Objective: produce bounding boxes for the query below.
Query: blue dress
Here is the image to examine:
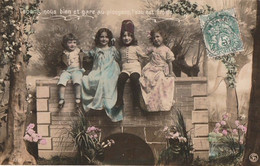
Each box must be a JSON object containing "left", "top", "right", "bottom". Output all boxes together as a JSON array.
[{"left": 81, "top": 46, "right": 123, "bottom": 122}]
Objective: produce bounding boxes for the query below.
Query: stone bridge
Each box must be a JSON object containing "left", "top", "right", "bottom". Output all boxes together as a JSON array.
[{"left": 36, "top": 77, "right": 209, "bottom": 164}]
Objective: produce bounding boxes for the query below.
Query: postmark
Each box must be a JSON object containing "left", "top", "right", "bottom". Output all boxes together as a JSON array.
[{"left": 200, "top": 9, "right": 244, "bottom": 57}]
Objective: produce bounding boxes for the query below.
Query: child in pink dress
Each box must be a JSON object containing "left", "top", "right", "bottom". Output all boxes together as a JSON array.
[{"left": 140, "top": 29, "right": 175, "bottom": 112}]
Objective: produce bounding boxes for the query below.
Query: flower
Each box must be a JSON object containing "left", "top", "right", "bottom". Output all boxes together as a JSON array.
[
  {"left": 24, "top": 134, "right": 32, "bottom": 142},
  {"left": 222, "top": 130, "right": 228, "bottom": 136},
  {"left": 220, "top": 121, "right": 226, "bottom": 126},
  {"left": 222, "top": 113, "right": 230, "bottom": 120},
  {"left": 214, "top": 128, "right": 220, "bottom": 133},
  {"left": 39, "top": 139, "right": 47, "bottom": 145},
  {"left": 27, "top": 128, "right": 35, "bottom": 135},
  {"left": 232, "top": 129, "right": 238, "bottom": 135},
  {"left": 178, "top": 137, "right": 187, "bottom": 143},
  {"left": 239, "top": 140, "right": 243, "bottom": 144},
  {"left": 215, "top": 123, "right": 221, "bottom": 128},
  {"left": 242, "top": 126, "right": 247, "bottom": 133},
  {"left": 235, "top": 120, "right": 240, "bottom": 126},
  {"left": 27, "top": 123, "right": 35, "bottom": 129},
  {"left": 163, "top": 126, "right": 168, "bottom": 132}
]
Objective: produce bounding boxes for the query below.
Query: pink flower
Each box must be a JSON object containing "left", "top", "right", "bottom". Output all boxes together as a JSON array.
[
  {"left": 242, "top": 126, "right": 247, "bottom": 133},
  {"left": 220, "top": 121, "right": 226, "bottom": 126},
  {"left": 27, "top": 123, "right": 35, "bottom": 129},
  {"left": 215, "top": 123, "right": 221, "bottom": 128},
  {"left": 214, "top": 128, "right": 220, "bottom": 133},
  {"left": 239, "top": 140, "right": 243, "bottom": 144},
  {"left": 23, "top": 134, "right": 32, "bottom": 142},
  {"left": 222, "top": 113, "right": 229, "bottom": 120},
  {"left": 27, "top": 128, "right": 35, "bottom": 135},
  {"left": 110, "top": 139, "right": 115, "bottom": 144},
  {"left": 172, "top": 132, "right": 180, "bottom": 139},
  {"left": 235, "top": 120, "right": 240, "bottom": 126},
  {"left": 232, "top": 129, "right": 238, "bottom": 135},
  {"left": 93, "top": 134, "right": 98, "bottom": 138},
  {"left": 163, "top": 126, "right": 168, "bottom": 132},
  {"left": 31, "top": 133, "right": 39, "bottom": 142},
  {"left": 222, "top": 130, "right": 228, "bottom": 136},
  {"left": 39, "top": 139, "right": 47, "bottom": 145},
  {"left": 237, "top": 125, "right": 244, "bottom": 130}
]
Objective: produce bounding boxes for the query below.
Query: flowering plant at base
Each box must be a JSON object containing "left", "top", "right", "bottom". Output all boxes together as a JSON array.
[
  {"left": 68, "top": 109, "right": 115, "bottom": 164},
  {"left": 158, "top": 110, "right": 193, "bottom": 165},
  {"left": 209, "top": 112, "right": 247, "bottom": 161},
  {"left": 23, "top": 123, "right": 47, "bottom": 145}
]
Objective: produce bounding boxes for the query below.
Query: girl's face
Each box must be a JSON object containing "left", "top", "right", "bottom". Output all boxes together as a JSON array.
[
  {"left": 122, "top": 31, "right": 133, "bottom": 45},
  {"left": 153, "top": 32, "right": 163, "bottom": 47},
  {"left": 66, "top": 40, "right": 77, "bottom": 51},
  {"left": 99, "top": 31, "right": 109, "bottom": 47}
]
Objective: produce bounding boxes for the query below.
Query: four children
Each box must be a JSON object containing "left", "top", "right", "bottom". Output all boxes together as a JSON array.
[{"left": 57, "top": 20, "right": 176, "bottom": 121}]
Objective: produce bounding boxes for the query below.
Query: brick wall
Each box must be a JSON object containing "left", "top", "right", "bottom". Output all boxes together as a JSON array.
[{"left": 36, "top": 77, "right": 209, "bottom": 161}]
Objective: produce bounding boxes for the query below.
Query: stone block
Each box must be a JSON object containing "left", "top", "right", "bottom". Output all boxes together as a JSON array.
[
  {"left": 123, "top": 127, "right": 145, "bottom": 140},
  {"left": 145, "top": 127, "right": 165, "bottom": 142},
  {"left": 36, "top": 86, "right": 50, "bottom": 98},
  {"left": 37, "top": 112, "right": 51, "bottom": 124},
  {"left": 191, "top": 83, "right": 207, "bottom": 97},
  {"left": 38, "top": 150, "right": 77, "bottom": 159},
  {"left": 37, "top": 125, "right": 49, "bottom": 137},
  {"left": 194, "top": 151, "right": 209, "bottom": 160},
  {"left": 37, "top": 99, "right": 48, "bottom": 112},
  {"left": 192, "top": 111, "right": 208, "bottom": 123},
  {"left": 195, "top": 124, "right": 209, "bottom": 137},
  {"left": 38, "top": 137, "right": 52, "bottom": 150},
  {"left": 194, "top": 97, "right": 208, "bottom": 110},
  {"left": 193, "top": 138, "right": 209, "bottom": 150}
]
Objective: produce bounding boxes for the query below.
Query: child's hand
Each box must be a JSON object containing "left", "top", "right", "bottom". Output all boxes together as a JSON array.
[{"left": 54, "top": 76, "right": 60, "bottom": 79}]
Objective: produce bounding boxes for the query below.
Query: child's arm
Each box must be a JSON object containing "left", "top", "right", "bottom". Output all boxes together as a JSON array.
[
  {"left": 136, "top": 46, "right": 149, "bottom": 59},
  {"left": 82, "top": 50, "right": 94, "bottom": 75},
  {"left": 167, "top": 60, "right": 175, "bottom": 77},
  {"left": 166, "top": 48, "right": 176, "bottom": 77}
]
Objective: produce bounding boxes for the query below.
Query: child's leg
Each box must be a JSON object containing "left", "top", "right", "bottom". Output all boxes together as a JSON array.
[
  {"left": 72, "top": 69, "right": 83, "bottom": 105},
  {"left": 58, "top": 85, "right": 66, "bottom": 107},
  {"left": 114, "top": 72, "right": 129, "bottom": 107},
  {"left": 74, "top": 83, "right": 81, "bottom": 104},
  {"left": 129, "top": 72, "right": 141, "bottom": 109},
  {"left": 57, "top": 71, "right": 70, "bottom": 108}
]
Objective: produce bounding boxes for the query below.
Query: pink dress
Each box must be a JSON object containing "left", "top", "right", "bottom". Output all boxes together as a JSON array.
[{"left": 140, "top": 45, "right": 175, "bottom": 112}]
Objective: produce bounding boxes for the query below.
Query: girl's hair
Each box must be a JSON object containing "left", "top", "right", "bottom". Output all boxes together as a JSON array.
[
  {"left": 150, "top": 28, "right": 168, "bottom": 45},
  {"left": 95, "top": 28, "right": 114, "bottom": 47},
  {"left": 119, "top": 31, "right": 138, "bottom": 47},
  {"left": 61, "top": 33, "right": 80, "bottom": 49}
]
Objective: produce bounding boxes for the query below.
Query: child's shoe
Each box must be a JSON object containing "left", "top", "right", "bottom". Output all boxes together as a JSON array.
[
  {"left": 75, "top": 98, "right": 81, "bottom": 108},
  {"left": 58, "top": 99, "right": 65, "bottom": 108}
]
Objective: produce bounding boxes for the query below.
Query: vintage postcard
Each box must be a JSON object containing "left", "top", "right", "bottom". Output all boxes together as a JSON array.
[{"left": 0, "top": 0, "right": 258, "bottom": 165}]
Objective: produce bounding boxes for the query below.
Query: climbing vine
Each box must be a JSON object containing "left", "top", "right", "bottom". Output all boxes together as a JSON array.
[
  {"left": 0, "top": 0, "right": 41, "bottom": 69},
  {"left": 160, "top": 0, "right": 238, "bottom": 87}
]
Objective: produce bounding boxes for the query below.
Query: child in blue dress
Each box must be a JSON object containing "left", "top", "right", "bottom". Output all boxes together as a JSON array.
[
  {"left": 114, "top": 20, "right": 148, "bottom": 110},
  {"left": 57, "top": 33, "right": 86, "bottom": 108},
  {"left": 81, "top": 28, "right": 123, "bottom": 122}
]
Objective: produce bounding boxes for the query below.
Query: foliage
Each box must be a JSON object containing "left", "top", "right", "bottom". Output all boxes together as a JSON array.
[
  {"left": 23, "top": 123, "right": 47, "bottom": 145},
  {"left": 0, "top": 0, "right": 41, "bottom": 68},
  {"left": 160, "top": 0, "right": 214, "bottom": 17},
  {"left": 209, "top": 113, "right": 246, "bottom": 165},
  {"left": 158, "top": 109, "right": 193, "bottom": 165},
  {"left": 32, "top": 1, "right": 102, "bottom": 76},
  {"left": 68, "top": 109, "right": 114, "bottom": 164},
  {"left": 214, "top": 54, "right": 238, "bottom": 88}
]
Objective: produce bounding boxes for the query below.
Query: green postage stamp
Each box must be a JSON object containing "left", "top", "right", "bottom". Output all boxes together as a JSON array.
[{"left": 200, "top": 8, "right": 244, "bottom": 57}]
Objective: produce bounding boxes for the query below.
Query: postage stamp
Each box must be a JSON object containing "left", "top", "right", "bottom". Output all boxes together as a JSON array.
[{"left": 200, "top": 8, "right": 244, "bottom": 57}]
